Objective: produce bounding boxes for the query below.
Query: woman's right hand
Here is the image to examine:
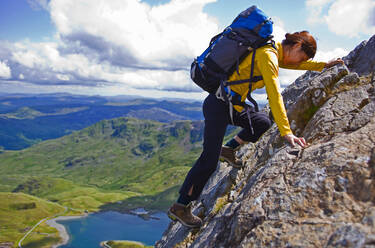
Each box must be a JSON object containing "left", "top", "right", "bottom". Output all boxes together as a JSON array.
[
  {"left": 284, "top": 133, "right": 307, "bottom": 148},
  {"left": 325, "top": 58, "right": 344, "bottom": 68}
]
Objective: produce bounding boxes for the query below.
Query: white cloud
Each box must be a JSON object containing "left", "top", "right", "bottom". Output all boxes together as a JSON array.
[
  {"left": 4, "top": 39, "right": 199, "bottom": 92},
  {"left": 272, "top": 17, "right": 288, "bottom": 43},
  {"left": 306, "top": 0, "right": 375, "bottom": 37},
  {"left": 0, "top": 0, "right": 224, "bottom": 96},
  {"left": 0, "top": 61, "right": 11, "bottom": 79},
  {"left": 0, "top": 79, "right": 208, "bottom": 100},
  {"left": 314, "top": 47, "right": 348, "bottom": 62},
  {"left": 306, "top": 0, "right": 334, "bottom": 6},
  {"left": 0, "top": 0, "right": 222, "bottom": 93},
  {"left": 279, "top": 69, "right": 305, "bottom": 87},
  {"left": 306, "top": 0, "right": 334, "bottom": 24},
  {"left": 49, "top": 0, "right": 219, "bottom": 69}
]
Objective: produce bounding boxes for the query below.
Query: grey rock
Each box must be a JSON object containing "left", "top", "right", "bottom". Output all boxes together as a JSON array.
[
  {"left": 326, "top": 225, "right": 366, "bottom": 248},
  {"left": 285, "top": 64, "right": 349, "bottom": 136},
  {"left": 343, "top": 34, "right": 375, "bottom": 76},
  {"left": 333, "top": 72, "right": 360, "bottom": 91}
]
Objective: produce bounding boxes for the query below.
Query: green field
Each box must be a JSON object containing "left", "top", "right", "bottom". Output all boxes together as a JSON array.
[
  {"left": 103, "top": 240, "right": 153, "bottom": 248},
  {"left": 0, "top": 192, "right": 69, "bottom": 248}
]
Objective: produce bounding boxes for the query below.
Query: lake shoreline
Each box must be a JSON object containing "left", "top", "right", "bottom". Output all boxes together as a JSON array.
[
  {"left": 46, "top": 209, "right": 169, "bottom": 247},
  {"left": 46, "top": 214, "right": 89, "bottom": 248}
]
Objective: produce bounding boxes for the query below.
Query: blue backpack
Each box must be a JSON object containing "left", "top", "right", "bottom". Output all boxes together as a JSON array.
[{"left": 190, "top": 5, "right": 274, "bottom": 113}]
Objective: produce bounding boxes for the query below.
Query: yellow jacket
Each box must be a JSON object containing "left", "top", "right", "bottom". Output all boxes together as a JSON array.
[{"left": 228, "top": 42, "right": 326, "bottom": 137}]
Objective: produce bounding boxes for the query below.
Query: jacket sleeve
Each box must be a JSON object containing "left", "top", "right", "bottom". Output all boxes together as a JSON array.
[
  {"left": 279, "top": 59, "right": 326, "bottom": 71},
  {"left": 256, "top": 50, "right": 292, "bottom": 137}
]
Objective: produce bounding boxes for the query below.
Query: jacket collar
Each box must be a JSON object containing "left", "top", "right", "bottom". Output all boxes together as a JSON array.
[{"left": 276, "top": 42, "right": 284, "bottom": 65}]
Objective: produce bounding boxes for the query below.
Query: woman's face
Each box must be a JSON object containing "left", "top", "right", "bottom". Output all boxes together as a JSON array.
[{"left": 283, "top": 43, "right": 309, "bottom": 65}]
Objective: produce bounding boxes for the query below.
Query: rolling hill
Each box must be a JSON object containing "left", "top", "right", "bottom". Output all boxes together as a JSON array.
[{"left": 0, "top": 93, "right": 203, "bottom": 150}]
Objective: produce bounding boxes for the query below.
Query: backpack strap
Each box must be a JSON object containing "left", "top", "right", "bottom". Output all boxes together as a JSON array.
[
  {"left": 216, "top": 79, "right": 235, "bottom": 125},
  {"left": 246, "top": 39, "right": 276, "bottom": 112},
  {"left": 247, "top": 48, "right": 259, "bottom": 112},
  {"left": 220, "top": 48, "right": 260, "bottom": 113},
  {"left": 244, "top": 104, "right": 255, "bottom": 136},
  {"left": 223, "top": 76, "right": 263, "bottom": 86},
  {"left": 216, "top": 87, "right": 256, "bottom": 136}
]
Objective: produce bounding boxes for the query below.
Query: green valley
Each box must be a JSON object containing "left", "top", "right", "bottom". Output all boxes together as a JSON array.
[{"left": 0, "top": 115, "right": 238, "bottom": 246}]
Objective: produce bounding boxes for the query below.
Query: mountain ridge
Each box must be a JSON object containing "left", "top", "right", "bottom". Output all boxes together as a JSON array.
[{"left": 0, "top": 94, "right": 204, "bottom": 150}]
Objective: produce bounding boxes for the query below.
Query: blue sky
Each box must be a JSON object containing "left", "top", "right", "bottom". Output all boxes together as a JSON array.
[
  {"left": 0, "top": 0, "right": 374, "bottom": 101},
  {"left": 0, "top": 0, "right": 54, "bottom": 42}
]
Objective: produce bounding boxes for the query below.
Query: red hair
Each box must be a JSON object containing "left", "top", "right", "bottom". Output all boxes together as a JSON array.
[{"left": 282, "top": 31, "right": 317, "bottom": 59}]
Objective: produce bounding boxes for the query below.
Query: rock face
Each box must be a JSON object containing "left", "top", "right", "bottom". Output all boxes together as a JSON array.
[
  {"left": 156, "top": 35, "right": 375, "bottom": 248},
  {"left": 343, "top": 35, "right": 375, "bottom": 76}
]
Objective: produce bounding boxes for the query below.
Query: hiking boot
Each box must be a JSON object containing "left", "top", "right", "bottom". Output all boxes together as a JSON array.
[
  {"left": 168, "top": 203, "right": 202, "bottom": 228},
  {"left": 220, "top": 146, "right": 243, "bottom": 168}
]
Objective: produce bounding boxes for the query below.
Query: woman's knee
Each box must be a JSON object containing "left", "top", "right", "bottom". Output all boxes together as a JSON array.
[
  {"left": 259, "top": 115, "right": 272, "bottom": 131},
  {"left": 238, "top": 114, "right": 272, "bottom": 142}
]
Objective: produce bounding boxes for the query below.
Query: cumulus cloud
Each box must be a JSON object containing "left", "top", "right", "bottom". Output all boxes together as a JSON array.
[
  {"left": 306, "top": 0, "right": 334, "bottom": 24},
  {"left": 4, "top": 40, "right": 199, "bottom": 91},
  {"left": 314, "top": 47, "right": 348, "bottom": 62},
  {"left": 0, "top": 61, "right": 11, "bottom": 79},
  {"left": 50, "top": 0, "right": 219, "bottom": 69},
  {"left": 306, "top": 0, "right": 375, "bottom": 37},
  {"left": 0, "top": 0, "right": 221, "bottom": 94}
]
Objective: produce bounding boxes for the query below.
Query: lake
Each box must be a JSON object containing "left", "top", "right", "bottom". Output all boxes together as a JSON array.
[{"left": 58, "top": 210, "right": 170, "bottom": 248}]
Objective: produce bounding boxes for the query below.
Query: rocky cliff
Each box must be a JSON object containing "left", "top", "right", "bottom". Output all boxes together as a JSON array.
[{"left": 156, "top": 35, "right": 375, "bottom": 247}]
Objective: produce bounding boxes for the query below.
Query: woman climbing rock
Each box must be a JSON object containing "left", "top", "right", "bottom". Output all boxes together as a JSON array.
[{"left": 168, "top": 30, "right": 344, "bottom": 228}]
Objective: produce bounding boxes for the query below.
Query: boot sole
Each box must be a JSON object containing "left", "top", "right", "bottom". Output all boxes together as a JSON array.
[
  {"left": 167, "top": 210, "right": 202, "bottom": 228},
  {"left": 219, "top": 156, "right": 244, "bottom": 169}
]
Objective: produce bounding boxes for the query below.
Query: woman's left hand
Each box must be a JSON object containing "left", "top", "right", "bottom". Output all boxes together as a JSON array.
[
  {"left": 325, "top": 58, "right": 345, "bottom": 68},
  {"left": 284, "top": 134, "right": 308, "bottom": 148}
]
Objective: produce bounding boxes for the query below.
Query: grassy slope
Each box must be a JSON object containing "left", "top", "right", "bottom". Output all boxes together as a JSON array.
[
  {"left": 0, "top": 176, "right": 138, "bottom": 211},
  {"left": 105, "top": 240, "right": 153, "bottom": 248},
  {"left": 0, "top": 192, "right": 66, "bottom": 247}
]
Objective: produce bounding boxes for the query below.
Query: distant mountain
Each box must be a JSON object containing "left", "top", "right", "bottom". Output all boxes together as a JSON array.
[
  {"left": 127, "top": 107, "right": 186, "bottom": 122},
  {"left": 0, "top": 93, "right": 203, "bottom": 150}
]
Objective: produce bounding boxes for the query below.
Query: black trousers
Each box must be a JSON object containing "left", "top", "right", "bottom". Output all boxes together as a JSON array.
[{"left": 179, "top": 94, "right": 272, "bottom": 201}]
